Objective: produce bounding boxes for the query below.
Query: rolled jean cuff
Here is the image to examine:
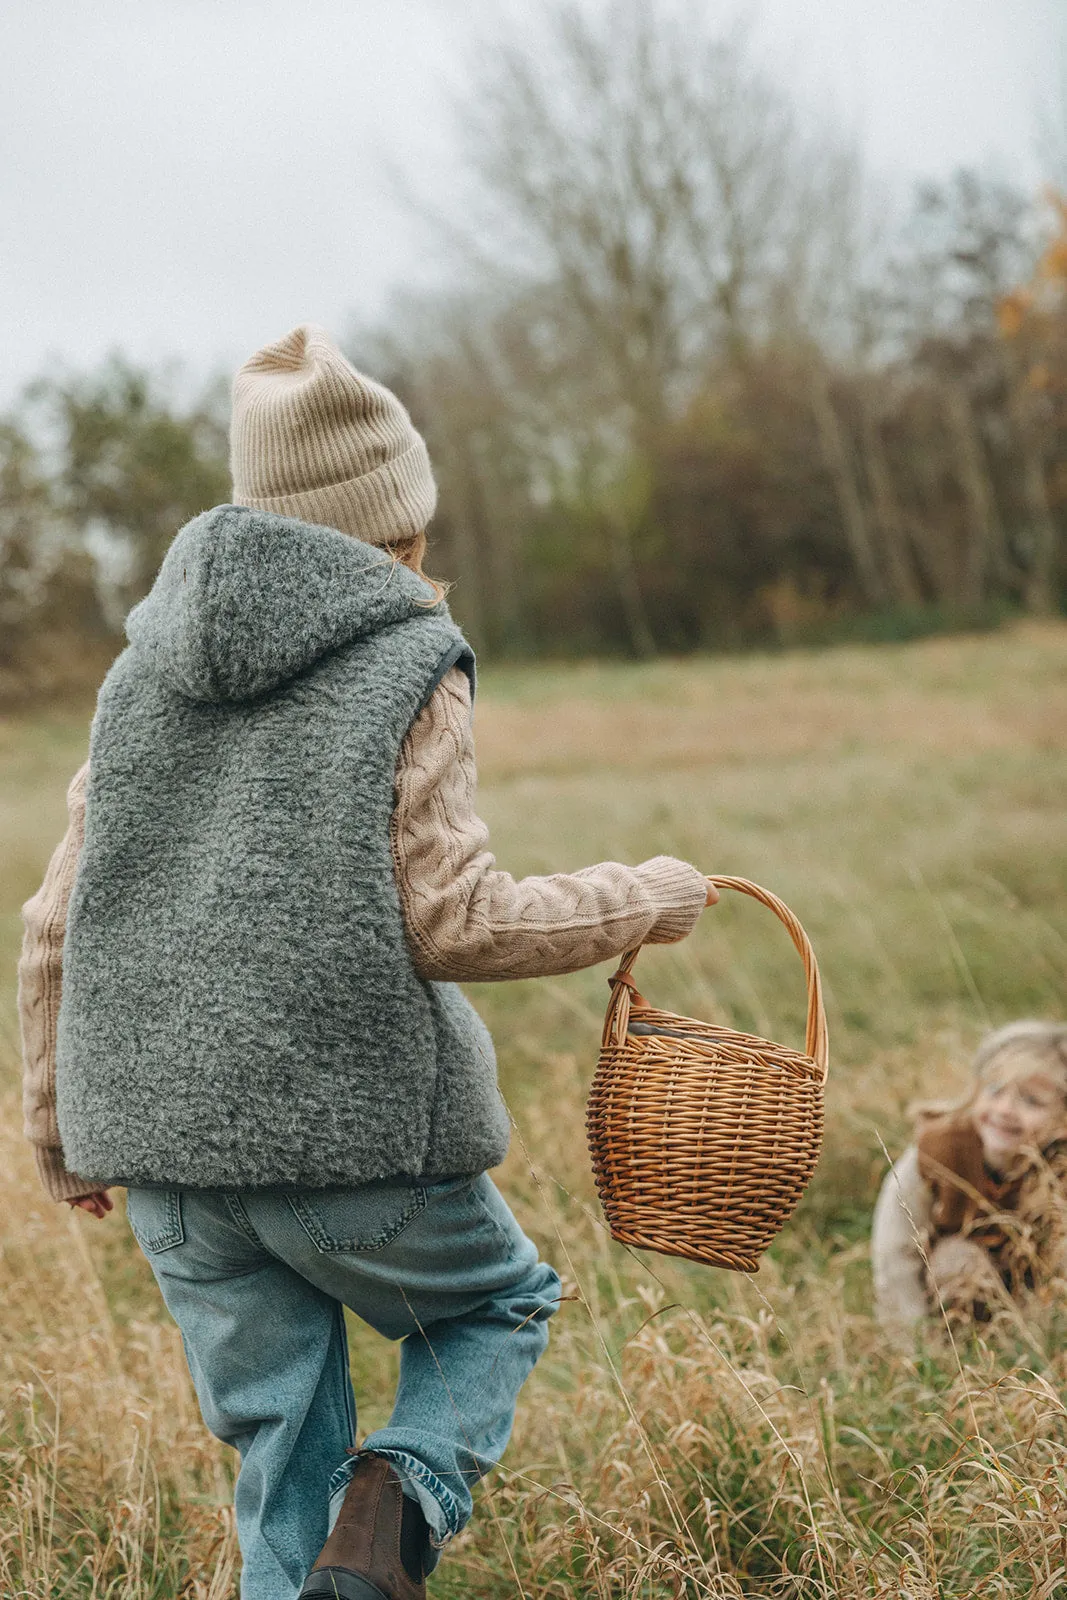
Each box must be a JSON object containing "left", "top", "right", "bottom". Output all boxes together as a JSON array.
[{"left": 328, "top": 1448, "right": 463, "bottom": 1559}]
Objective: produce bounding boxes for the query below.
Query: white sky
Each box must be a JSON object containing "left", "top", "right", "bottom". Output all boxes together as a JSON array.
[{"left": 1, "top": 0, "right": 1063, "bottom": 406}]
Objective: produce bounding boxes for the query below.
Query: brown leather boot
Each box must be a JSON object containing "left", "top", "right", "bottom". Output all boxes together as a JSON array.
[{"left": 298, "top": 1454, "right": 430, "bottom": 1600}]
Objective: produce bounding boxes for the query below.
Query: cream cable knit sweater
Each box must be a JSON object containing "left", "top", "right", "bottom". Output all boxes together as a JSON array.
[{"left": 20, "top": 668, "right": 708, "bottom": 1200}]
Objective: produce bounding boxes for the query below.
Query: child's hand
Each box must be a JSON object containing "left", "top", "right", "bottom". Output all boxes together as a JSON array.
[
  {"left": 705, "top": 879, "right": 720, "bottom": 906},
  {"left": 67, "top": 1190, "right": 113, "bottom": 1219}
]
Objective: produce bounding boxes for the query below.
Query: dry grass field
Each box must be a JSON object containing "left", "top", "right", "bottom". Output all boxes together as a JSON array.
[{"left": 2, "top": 622, "right": 1067, "bottom": 1598}]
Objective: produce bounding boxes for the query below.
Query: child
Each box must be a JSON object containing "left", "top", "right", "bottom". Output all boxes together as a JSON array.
[
  {"left": 872, "top": 1021, "right": 1067, "bottom": 1336},
  {"left": 18, "top": 326, "right": 716, "bottom": 1600}
]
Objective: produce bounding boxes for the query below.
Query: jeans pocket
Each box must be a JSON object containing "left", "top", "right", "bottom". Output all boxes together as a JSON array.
[
  {"left": 287, "top": 1181, "right": 427, "bottom": 1253},
  {"left": 423, "top": 1174, "right": 476, "bottom": 1202},
  {"left": 126, "top": 1189, "right": 185, "bottom": 1255}
]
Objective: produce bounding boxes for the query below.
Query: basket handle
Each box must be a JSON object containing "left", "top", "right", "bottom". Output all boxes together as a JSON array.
[{"left": 604, "top": 874, "right": 829, "bottom": 1083}]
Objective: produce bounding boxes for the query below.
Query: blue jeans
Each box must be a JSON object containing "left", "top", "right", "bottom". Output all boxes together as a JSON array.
[{"left": 126, "top": 1176, "right": 561, "bottom": 1600}]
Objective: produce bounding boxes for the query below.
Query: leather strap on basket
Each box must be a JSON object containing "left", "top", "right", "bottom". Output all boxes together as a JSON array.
[{"left": 603, "top": 874, "right": 829, "bottom": 1083}]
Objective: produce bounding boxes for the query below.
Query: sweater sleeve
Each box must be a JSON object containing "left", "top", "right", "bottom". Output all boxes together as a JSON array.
[
  {"left": 18, "top": 763, "right": 98, "bottom": 1202},
  {"left": 391, "top": 667, "right": 710, "bottom": 983},
  {"left": 871, "top": 1144, "right": 933, "bottom": 1336}
]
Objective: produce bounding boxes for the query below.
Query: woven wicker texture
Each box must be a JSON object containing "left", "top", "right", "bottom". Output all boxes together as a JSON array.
[{"left": 587, "top": 876, "right": 828, "bottom": 1273}]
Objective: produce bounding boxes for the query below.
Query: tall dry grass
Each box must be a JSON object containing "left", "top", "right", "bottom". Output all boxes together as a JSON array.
[{"left": 2, "top": 622, "right": 1067, "bottom": 1597}]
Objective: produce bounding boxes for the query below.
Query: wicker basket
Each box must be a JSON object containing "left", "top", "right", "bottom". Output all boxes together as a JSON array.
[{"left": 586, "top": 875, "right": 829, "bottom": 1273}]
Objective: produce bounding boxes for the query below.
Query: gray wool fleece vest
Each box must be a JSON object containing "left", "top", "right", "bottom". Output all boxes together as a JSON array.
[{"left": 56, "top": 505, "right": 509, "bottom": 1190}]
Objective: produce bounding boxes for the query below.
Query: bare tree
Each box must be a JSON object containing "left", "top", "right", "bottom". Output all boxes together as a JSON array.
[
  {"left": 888, "top": 170, "right": 1052, "bottom": 608},
  {"left": 424, "top": 0, "right": 870, "bottom": 648},
  {"left": 361, "top": 20, "right": 1059, "bottom": 659},
  {"left": 858, "top": 383, "right": 923, "bottom": 607},
  {"left": 455, "top": 2, "right": 862, "bottom": 421},
  {"left": 940, "top": 379, "right": 1006, "bottom": 606},
  {"left": 809, "top": 364, "right": 887, "bottom": 609}
]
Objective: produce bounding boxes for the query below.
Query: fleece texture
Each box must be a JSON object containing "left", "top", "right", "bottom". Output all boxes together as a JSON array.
[{"left": 56, "top": 504, "right": 508, "bottom": 1190}]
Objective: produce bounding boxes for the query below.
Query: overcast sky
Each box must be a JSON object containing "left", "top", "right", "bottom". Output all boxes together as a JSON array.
[{"left": 1, "top": 0, "right": 1063, "bottom": 407}]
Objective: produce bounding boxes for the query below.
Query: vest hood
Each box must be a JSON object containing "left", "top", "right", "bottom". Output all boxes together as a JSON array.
[{"left": 126, "top": 504, "right": 444, "bottom": 702}]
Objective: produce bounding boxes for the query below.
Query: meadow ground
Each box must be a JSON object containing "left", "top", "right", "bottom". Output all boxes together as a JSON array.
[{"left": 2, "top": 622, "right": 1066, "bottom": 1598}]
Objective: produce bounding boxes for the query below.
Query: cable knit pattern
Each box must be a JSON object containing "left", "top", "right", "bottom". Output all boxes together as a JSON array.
[
  {"left": 392, "top": 668, "right": 708, "bottom": 981},
  {"left": 18, "top": 765, "right": 98, "bottom": 1200}
]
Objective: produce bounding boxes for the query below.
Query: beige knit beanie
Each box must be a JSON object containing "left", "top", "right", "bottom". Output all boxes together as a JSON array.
[{"left": 230, "top": 324, "right": 436, "bottom": 545}]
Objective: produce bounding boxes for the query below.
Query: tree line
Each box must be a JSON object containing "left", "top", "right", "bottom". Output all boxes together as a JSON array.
[{"left": 3, "top": 2, "right": 1066, "bottom": 703}]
